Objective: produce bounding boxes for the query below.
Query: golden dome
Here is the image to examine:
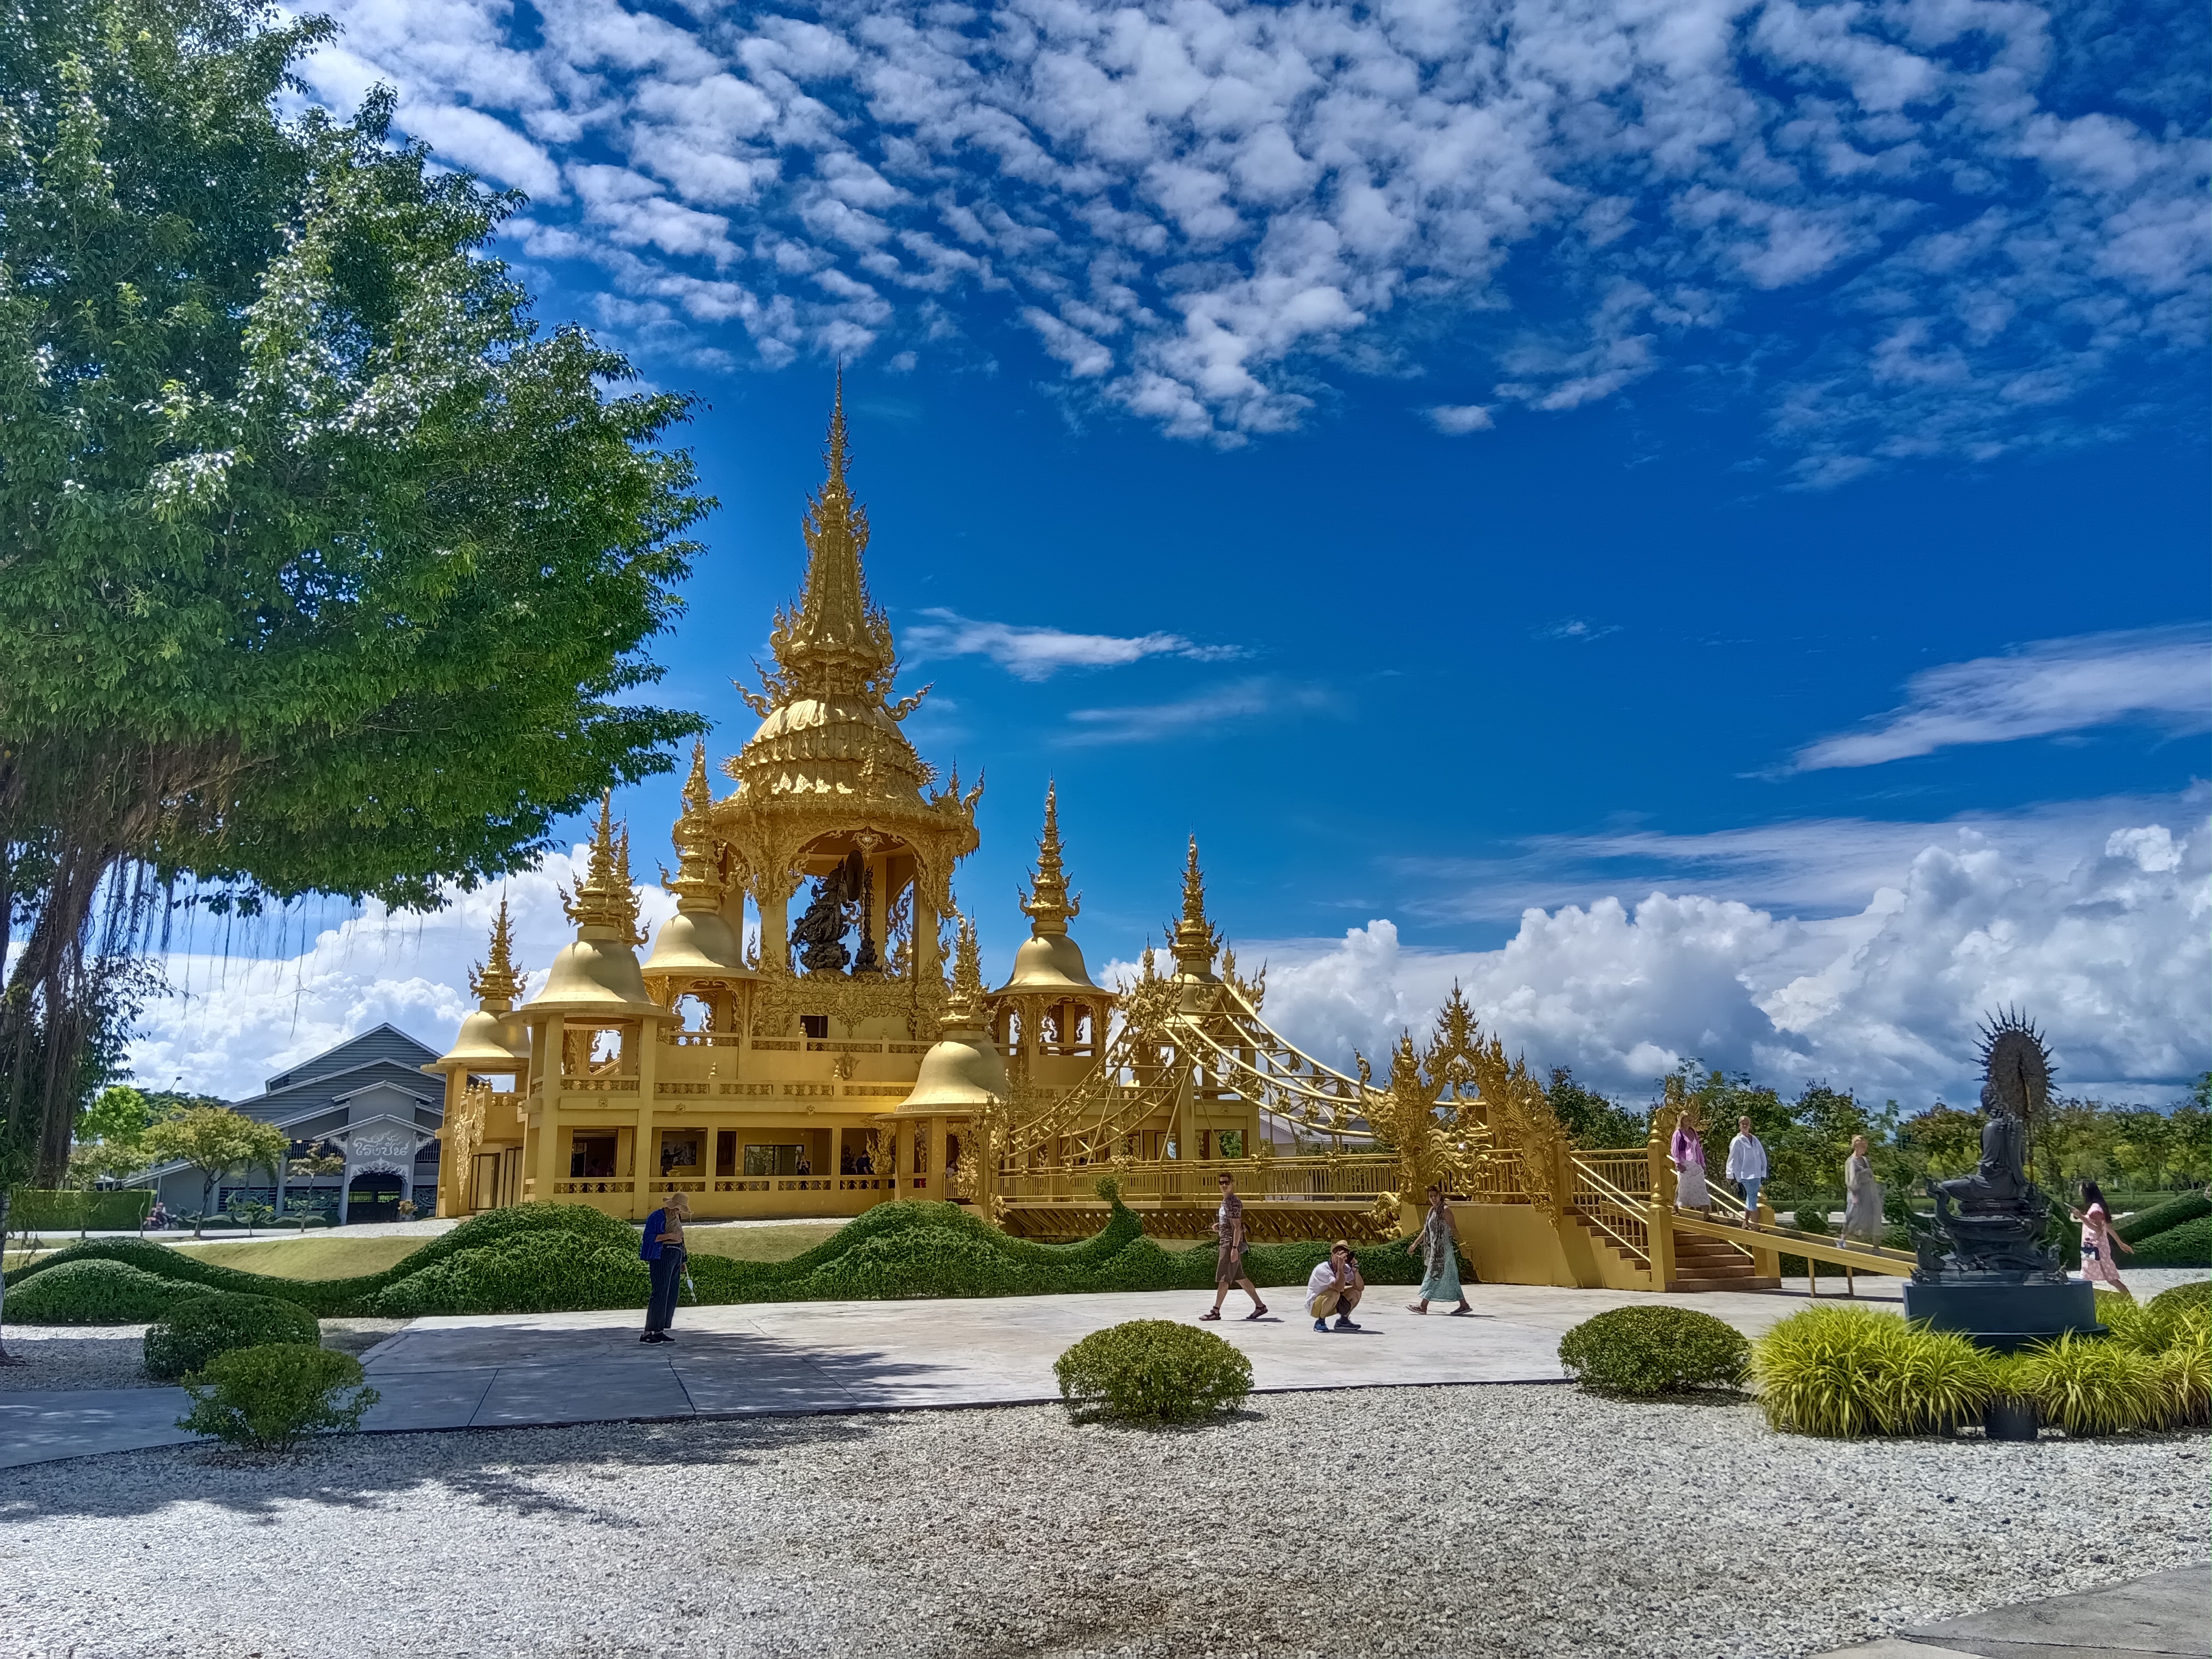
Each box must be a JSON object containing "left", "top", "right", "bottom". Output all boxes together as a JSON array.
[
  {"left": 890, "top": 1027, "right": 1011, "bottom": 1116},
  {"left": 642, "top": 909, "right": 753, "bottom": 984},
  {"left": 994, "top": 931, "right": 1104, "bottom": 998},
  {"left": 531, "top": 936, "right": 661, "bottom": 1016},
  {"left": 435, "top": 1007, "right": 530, "bottom": 1070}
]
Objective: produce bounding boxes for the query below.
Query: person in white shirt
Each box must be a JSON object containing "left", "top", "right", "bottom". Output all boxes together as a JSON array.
[
  {"left": 1305, "top": 1240, "right": 1365, "bottom": 1332},
  {"left": 1726, "top": 1116, "right": 1769, "bottom": 1229}
]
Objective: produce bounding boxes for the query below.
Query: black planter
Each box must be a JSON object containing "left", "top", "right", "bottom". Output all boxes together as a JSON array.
[{"left": 1984, "top": 1396, "right": 2041, "bottom": 1442}]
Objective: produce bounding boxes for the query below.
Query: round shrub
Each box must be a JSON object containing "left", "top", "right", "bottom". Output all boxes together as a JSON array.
[
  {"left": 5, "top": 1258, "right": 203, "bottom": 1324},
  {"left": 178, "top": 1344, "right": 381, "bottom": 1452},
  {"left": 1557, "top": 1306, "right": 1749, "bottom": 1397},
  {"left": 2131, "top": 1216, "right": 2211, "bottom": 1268},
  {"left": 1750, "top": 1306, "right": 1997, "bottom": 1437},
  {"left": 144, "top": 1293, "right": 320, "bottom": 1381},
  {"left": 2150, "top": 1279, "right": 2209, "bottom": 1319},
  {"left": 1054, "top": 1319, "right": 1253, "bottom": 1424}
]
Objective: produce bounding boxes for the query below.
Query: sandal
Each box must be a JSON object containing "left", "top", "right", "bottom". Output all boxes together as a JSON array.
[
  {"left": 1243, "top": 1303, "right": 1268, "bottom": 1321},
  {"left": 1199, "top": 1309, "right": 1222, "bottom": 1321},
  {"left": 1406, "top": 1302, "right": 1427, "bottom": 1315},
  {"left": 1448, "top": 1307, "right": 1476, "bottom": 1316}
]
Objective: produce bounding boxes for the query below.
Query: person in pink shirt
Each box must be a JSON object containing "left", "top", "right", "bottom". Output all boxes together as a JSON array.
[{"left": 2071, "top": 1180, "right": 2134, "bottom": 1298}]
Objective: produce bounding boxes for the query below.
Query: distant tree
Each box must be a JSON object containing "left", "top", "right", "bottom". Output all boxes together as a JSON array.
[
  {"left": 0, "top": 0, "right": 711, "bottom": 1184},
  {"left": 1548, "top": 1068, "right": 1644, "bottom": 1147},
  {"left": 78, "top": 1085, "right": 153, "bottom": 1155},
  {"left": 140, "top": 1108, "right": 291, "bottom": 1236},
  {"left": 1896, "top": 1103, "right": 1987, "bottom": 1190}
]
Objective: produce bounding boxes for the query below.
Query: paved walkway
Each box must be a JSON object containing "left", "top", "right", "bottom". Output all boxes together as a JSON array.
[
  {"left": 1816, "top": 1565, "right": 2209, "bottom": 1658},
  {"left": 0, "top": 1276, "right": 1891, "bottom": 1468}
]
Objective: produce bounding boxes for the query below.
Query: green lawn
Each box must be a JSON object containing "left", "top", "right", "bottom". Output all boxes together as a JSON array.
[
  {"left": 166, "top": 1236, "right": 435, "bottom": 1278},
  {"left": 681, "top": 1223, "right": 846, "bottom": 1262}
]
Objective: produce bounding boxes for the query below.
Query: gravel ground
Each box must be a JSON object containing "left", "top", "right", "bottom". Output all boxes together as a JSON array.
[
  {"left": 0, "top": 1386, "right": 2203, "bottom": 1659},
  {"left": 0, "top": 1319, "right": 410, "bottom": 1391}
]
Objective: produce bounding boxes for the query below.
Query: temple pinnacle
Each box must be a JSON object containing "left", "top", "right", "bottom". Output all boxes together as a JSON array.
[
  {"left": 1170, "top": 835, "right": 1218, "bottom": 979},
  {"left": 1019, "top": 780, "right": 1079, "bottom": 935},
  {"left": 942, "top": 912, "right": 986, "bottom": 1029},
  {"left": 562, "top": 793, "right": 645, "bottom": 946},
  {"left": 467, "top": 896, "right": 524, "bottom": 1011},
  {"left": 665, "top": 739, "right": 726, "bottom": 914}
]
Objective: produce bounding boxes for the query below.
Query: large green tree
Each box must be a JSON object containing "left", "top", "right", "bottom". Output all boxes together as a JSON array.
[{"left": 0, "top": 0, "right": 710, "bottom": 1182}]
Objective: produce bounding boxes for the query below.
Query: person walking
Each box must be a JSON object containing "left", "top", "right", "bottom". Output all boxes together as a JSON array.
[
  {"left": 1841, "top": 1134, "right": 1883, "bottom": 1247},
  {"left": 2072, "top": 1180, "right": 2134, "bottom": 1298},
  {"left": 640, "top": 1190, "right": 690, "bottom": 1345},
  {"left": 1670, "top": 1115, "right": 1710, "bottom": 1212},
  {"left": 1200, "top": 1171, "right": 1268, "bottom": 1322},
  {"left": 1726, "top": 1117, "right": 1769, "bottom": 1228},
  {"left": 1407, "top": 1184, "right": 1475, "bottom": 1315}
]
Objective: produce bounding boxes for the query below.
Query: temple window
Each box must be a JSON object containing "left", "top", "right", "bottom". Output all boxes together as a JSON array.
[
  {"left": 801, "top": 1013, "right": 829, "bottom": 1040},
  {"left": 569, "top": 1133, "right": 617, "bottom": 1179},
  {"left": 674, "top": 994, "right": 713, "bottom": 1032}
]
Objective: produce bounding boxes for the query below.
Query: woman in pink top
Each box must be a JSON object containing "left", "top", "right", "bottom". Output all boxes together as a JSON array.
[
  {"left": 1670, "top": 1116, "right": 1710, "bottom": 1211},
  {"left": 2071, "top": 1180, "right": 2134, "bottom": 1298}
]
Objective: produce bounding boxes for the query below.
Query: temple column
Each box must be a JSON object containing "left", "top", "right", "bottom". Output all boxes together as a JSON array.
[
  {"left": 760, "top": 882, "right": 792, "bottom": 976},
  {"left": 925, "top": 1117, "right": 947, "bottom": 1201},
  {"left": 633, "top": 1018, "right": 658, "bottom": 1220},
  {"left": 536, "top": 1015, "right": 567, "bottom": 1204}
]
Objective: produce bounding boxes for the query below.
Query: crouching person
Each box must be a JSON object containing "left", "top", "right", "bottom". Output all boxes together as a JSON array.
[{"left": 1305, "top": 1240, "right": 1365, "bottom": 1332}]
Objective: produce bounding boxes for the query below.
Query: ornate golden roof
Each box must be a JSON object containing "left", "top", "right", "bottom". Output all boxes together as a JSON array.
[
  {"left": 527, "top": 795, "right": 663, "bottom": 1018},
  {"left": 892, "top": 916, "right": 1010, "bottom": 1115},
  {"left": 994, "top": 782, "right": 1108, "bottom": 999},
  {"left": 433, "top": 899, "right": 532, "bottom": 1070},
  {"left": 1170, "top": 837, "right": 1220, "bottom": 982}
]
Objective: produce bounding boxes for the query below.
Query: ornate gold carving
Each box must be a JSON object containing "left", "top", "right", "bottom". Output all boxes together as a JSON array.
[
  {"left": 562, "top": 794, "right": 645, "bottom": 947},
  {"left": 467, "top": 898, "right": 525, "bottom": 1009}
]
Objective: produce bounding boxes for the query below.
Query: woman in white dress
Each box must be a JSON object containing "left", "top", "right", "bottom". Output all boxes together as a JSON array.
[
  {"left": 1670, "top": 1115, "right": 1710, "bottom": 1211},
  {"left": 1841, "top": 1134, "right": 1883, "bottom": 1246}
]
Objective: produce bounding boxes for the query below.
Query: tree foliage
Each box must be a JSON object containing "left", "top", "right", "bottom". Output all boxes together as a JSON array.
[
  {"left": 0, "top": 0, "right": 711, "bottom": 1180},
  {"left": 140, "top": 1105, "right": 291, "bottom": 1226}
]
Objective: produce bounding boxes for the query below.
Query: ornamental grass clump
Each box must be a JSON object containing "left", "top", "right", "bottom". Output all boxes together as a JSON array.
[
  {"left": 2002, "top": 1333, "right": 2168, "bottom": 1437},
  {"left": 1750, "top": 1306, "right": 1998, "bottom": 1437},
  {"left": 1556, "top": 1306, "right": 1749, "bottom": 1397},
  {"left": 1054, "top": 1320, "right": 1253, "bottom": 1425},
  {"left": 2150, "top": 1279, "right": 2209, "bottom": 1319},
  {"left": 145, "top": 1293, "right": 320, "bottom": 1380},
  {"left": 177, "top": 1345, "right": 381, "bottom": 1453}
]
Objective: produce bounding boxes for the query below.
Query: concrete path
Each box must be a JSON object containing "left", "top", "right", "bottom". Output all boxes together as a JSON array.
[
  {"left": 1816, "top": 1565, "right": 2210, "bottom": 1658},
  {"left": 0, "top": 1275, "right": 1914, "bottom": 1469}
]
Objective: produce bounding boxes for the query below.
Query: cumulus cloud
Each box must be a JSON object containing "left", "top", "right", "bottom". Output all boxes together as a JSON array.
[
  {"left": 1240, "top": 807, "right": 2210, "bottom": 1106},
  {"left": 294, "top": 0, "right": 2210, "bottom": 470},
  {"left": 903, "top": 609, "right": 1241, "bottom": 679},
  {"left": 130, "top": 847, "right": 678, "bottom": 1101},
  {"left": 1793, "top": 625, "right": 2212, "bottom": 770}
]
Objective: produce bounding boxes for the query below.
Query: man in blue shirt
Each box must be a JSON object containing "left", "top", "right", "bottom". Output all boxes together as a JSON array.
[{"left": 639, "top": 1191, "right": 690, "bottom": 1344}]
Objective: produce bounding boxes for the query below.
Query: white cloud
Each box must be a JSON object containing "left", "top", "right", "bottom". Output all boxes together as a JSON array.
[
  {"left": 1064, "top": 677, "right": 1329, "bottom": 743},
  {"left": 129, "top": 847, "right": 678, "bottom": 1101},
  {"left": 1239, "top": 805, "right": 2210, "bottom": 1107},
  {"left": 903, "top": 609, "right": 1241, "bottom": 680},
  {"left": 1426, "top": 404, "right": 1494, "bottom": 434},
  {"left": 1793, "top": 625, "right": 2212, "bottom": 771},
  {"left": 294, "top": 0, "right": 2210, "bottom": 470}
]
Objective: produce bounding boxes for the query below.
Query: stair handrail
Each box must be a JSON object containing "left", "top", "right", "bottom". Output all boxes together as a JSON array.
[{"left": 1566, "top": 1150, "right": 1652, "bottom": 1265}]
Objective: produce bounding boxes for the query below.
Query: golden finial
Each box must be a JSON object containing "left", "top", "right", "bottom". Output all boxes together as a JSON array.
[
  {"left": 949, "top": 913, "right": 985, "bottom": 1017},
  {"left": 1169, "top": 835, "right": 1218, "bottom": 979},
  {"left": 466, "top": 896, "right": 525, "bottom": 1011},
  {"left": 761, "top": 372, "right": 897, "bottom": 701},
  {"left": 1018, "top": 779, "right": 1079, "bottom": 936},
  {"left": 664, "top": 739, "right": 727, "bottom": 914},
  {"left": 562, "top": 792, "right": 646, "bottom": 946}
]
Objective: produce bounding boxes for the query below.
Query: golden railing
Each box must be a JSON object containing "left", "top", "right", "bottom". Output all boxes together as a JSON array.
[
  {"left": 1567, "top": 1151, "right": 1651, "bottom": 1263},
  {"left": 1464, "top": 1149, "right": 1531, "bottom": 1204},
  {"left": 998, "top": 1153, "right": 1397, "bottom": 1206}
]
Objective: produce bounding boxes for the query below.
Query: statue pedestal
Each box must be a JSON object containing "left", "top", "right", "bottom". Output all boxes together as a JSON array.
[{"left": 1902, "top": 1279, "right": 2104, "bottom": 1352}]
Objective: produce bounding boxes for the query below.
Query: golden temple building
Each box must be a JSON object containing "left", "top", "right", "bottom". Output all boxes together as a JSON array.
[{"left": 426, "top": 387, "right": 1917, "bottom": 1298}]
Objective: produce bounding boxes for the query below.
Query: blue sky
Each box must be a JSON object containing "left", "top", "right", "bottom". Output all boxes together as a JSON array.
[{"left": 133, "top": 0, "right": 2209, "bottom": 1108}]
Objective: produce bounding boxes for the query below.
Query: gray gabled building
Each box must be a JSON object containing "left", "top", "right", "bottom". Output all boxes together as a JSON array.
[{"left": 133, "top": 1026, "right": 445, "bottom": 1224}]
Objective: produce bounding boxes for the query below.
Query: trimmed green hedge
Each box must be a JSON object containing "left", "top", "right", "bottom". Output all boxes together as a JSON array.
[
  {"left": 2131, "top": 1216, "right": 2211, "bottom": 1267},
  {"left": 6, "top": 1192, "right": 1438, "bottom": 1322},
  {"left": 145, "top": 1293, "right": 320, "bottom": 1380},
  {"left": 2116, "top": 1191, "right": 2211, "bottom": 1245},
  {"left": 7, "top": 1259, "right": 208, "bottom": 1323},
  {"left": 5, "top": 1189, "right": 155, "bottom": 1232}
]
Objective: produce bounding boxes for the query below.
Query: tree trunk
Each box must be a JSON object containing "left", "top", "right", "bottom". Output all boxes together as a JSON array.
[{"left": 0, "top": 1188, "right": 18, "bottom": 1365}]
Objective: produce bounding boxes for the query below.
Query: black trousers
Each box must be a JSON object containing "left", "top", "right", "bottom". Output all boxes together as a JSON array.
[{"left": 646, "top": 1248, "right": 686, "bottom": 1333}]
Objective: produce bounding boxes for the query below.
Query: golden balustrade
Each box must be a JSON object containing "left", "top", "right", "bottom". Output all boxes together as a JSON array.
[{"left": 997, "top": 1152, "right": 1396, "bottom": 1206}]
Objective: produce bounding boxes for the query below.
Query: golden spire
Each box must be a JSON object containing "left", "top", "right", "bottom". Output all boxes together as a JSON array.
[
  {"left": 466, "top": 896, "right": 525, "bottom": 1011},
  {"left": 664, "top": 739, "right": 726, "bottom": 914},
  {"left": 1018, "top": 780, "right": 1080, "bottom": 937},
  {"left": 1169, "top": 835, "right": 1218, "bottom": 979},
  {"left": 764, "top": 371, "right": 897, "bottom": 700},
  {"left": 943, "top": 912, "right": 986, "bottom": 1027},
  {"left": 562, "top": 793, "right": 646, "bottom": 947}
]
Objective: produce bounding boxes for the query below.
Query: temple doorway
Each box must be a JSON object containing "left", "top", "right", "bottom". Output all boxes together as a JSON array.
[{"left": 346, "top": 1171, "right": 404, "bottom": 1224}]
